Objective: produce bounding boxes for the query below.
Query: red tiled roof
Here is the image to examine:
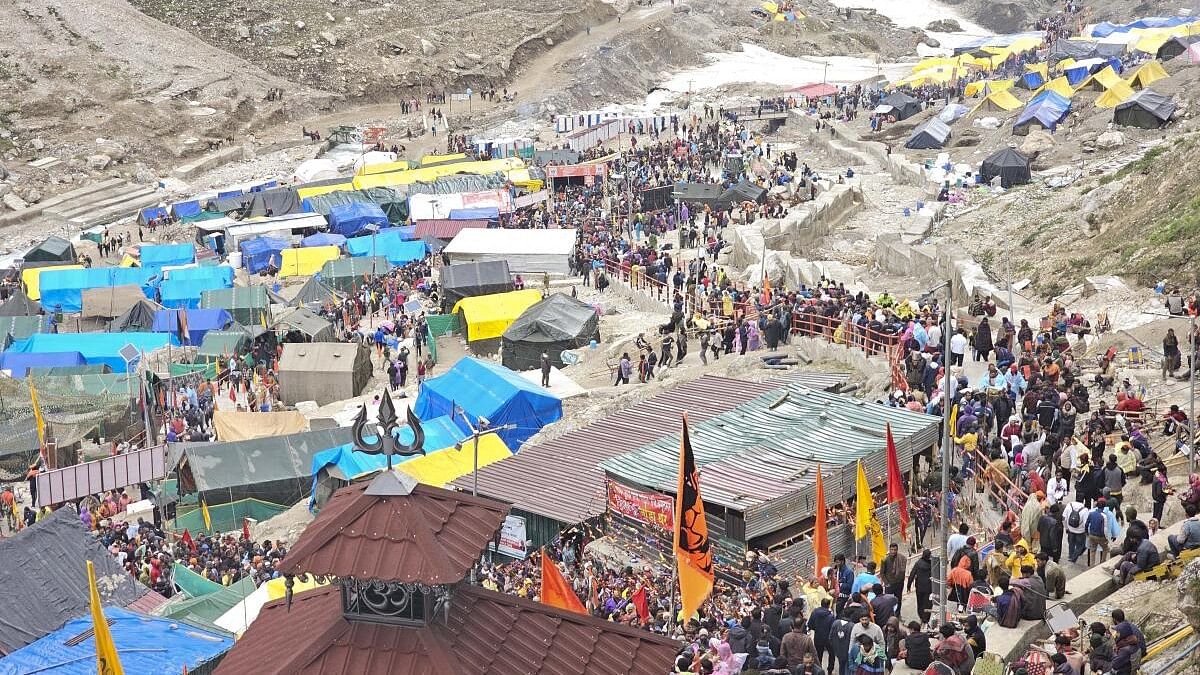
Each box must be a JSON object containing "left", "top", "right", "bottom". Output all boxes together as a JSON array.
[
  {"left": 412, "top": 219, "right": 489, "bottom": 240},
  {"left": 279, "top": 481, "right": 508, "bottom": 584},
  {"left": 215, "top": 584, "right": 680, "bottom": 675}
]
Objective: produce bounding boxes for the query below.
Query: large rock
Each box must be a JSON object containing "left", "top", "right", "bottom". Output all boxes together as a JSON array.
[
  {"left": 278, "top": 47, "right": 300, "bottom": 59},
  {"left": 320, "top": 31, "right": 338, "bottom": 46},
  {"left": 236, "top": 25, "right": 251, "bottom": 39},
  {"left": 926, "top": 19, "right": 962, "bottom": 32},
  {"left": 96, "top": 140, "right": 126, "bottom": 162},
  {"left": 0, "top": 183, "right": 10, "bottom": 198},
  {"left": 420, "top": 38, "right": 437, "bottom": 56},
  {"left": 0, "top": 162, "right": 7, "bottom": 181},
  {"left": 1, "top": 193, "right": 28, "bottom": 211},
  {"left": 87, "top": 154, "right": 112, "bottom": 170},
  {"left": 1095, "top": 131, "right": 1125, "bottom": 150},
  {"left": 1020, "top": 129, "right": 1055, "bottom": 157},
  {"left": 1178, "top": 558, "right": 1200, "bottom": 635}
]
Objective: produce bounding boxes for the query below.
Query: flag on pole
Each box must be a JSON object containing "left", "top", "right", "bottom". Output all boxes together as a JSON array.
[
  {"left": 630, "top": 586, "right": 650, "bottom": 622},
  {"left": 868, "top": 512, "right": 887, "bottom": 566},
  {"left": 180, "top": 529, "right": 197, "bottom": 554},
  {"left": 200, "top": 499, "right": 212, "bottom": 532},
  {"left": 855, "top": 460, "right": 872, "bottom": 540},
  {"left": 86, "top": 560, "right": 125, "bottom": 675},
  {"left": 28, "top": 379, "right": 46, "bottom": 449},
  {"left": 540, "top": 550, "right": 586, "bottom": 615},
  {"left": 242, "top": 517, "right": 251, "bottom": 542},
  {"left": 674, "top": 414, "right": 714, "bottom": 621},
  {"left": 813, "top": 463, "right": 831, "bottom": 579},
  {"left": 176, "top": 310, "right": 190, "bottom": 346},
  {"left": 885, "top": 423, "right": 910, "bottom": 539}
]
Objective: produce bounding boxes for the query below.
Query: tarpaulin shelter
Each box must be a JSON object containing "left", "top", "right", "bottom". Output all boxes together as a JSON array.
[
  {"left": 319, "top": 256, "right": 389, "bottom": 293},
  {"left": 1016, "top": 71, "right": 1046, "bottom": 89},
  {"left": 1049, "top": 39, "right": 1127, "bottom": 63},
  {"left": 1076, "top": 64, "right": 1123, "bottom": 91},
  {"left": 328, "top": 202, "right": 389, "bottom": 237},
  {"left": 23, "top": 236, "right": 75, "bottom": 264},
  {"left": 1114, "top": 88, "right": 1177, "bottom": 128},
  {"left": 969, "top": 88, "right": 1023, "bottom": 115},
  {"left": 414, "top": 356, "right": 563, "bottom": 449},
  {"left": 0, "top": 351, "right": 86, "bottom": 378},
  {"left": 21, "top": 264, "right": 83, "bottom": 301},
  {"left": 1125, "top": 60, "right": 1169, "bottom": 89},
  {"left": 938, "top": 103, "right": 969, "bottom": 124},
  {"left": 168, "top": 561, "right": 224, "bottom": 598},
  {"left": 38, "top": 267, "right": 157, "bottom": 313},
  {"left": 444, "top": 228, "right": 577, "bottom": 275},
  {"left": 880, "top": 92, "right": 922, "bottom": 120},
  {"left": 152, "top": 308, "right": 233, "bottom": 345},
  {"left": 9, "top": 332, "right": 177, "bottom": 372},
  {"left": 301, "top": 187, "right": 409, "bottom": 225},
  {"left": 300, "top": 232, "right": 346, "bottom": 248},
  {"left": 904, "top": 118, "right": 952, "bottom": 150},
  {"left": 201, "top": 286, "right": 270, "bottom": 325},
  {"left": 718, "top": 180, "right": 768, "bottom": 207},
  {"left": 290, "top": 276, "right": 344, "bottom": 309},
  {"left": 673, "top": 182, "right": 724, "bottom": 206},
  {"left": 239, "top": 236, "right": 290, "bottom": 274},
  {"left": 213, "top": 410, "right": 309, "bottom": 442},
  {"left": 1033, "top": 76, "right": 1076, "bottom": 99},
  {"left": 1064, "top": 58, "right": 1106, "bottom": 84},
  {"left": 345, "top": 230, "right": 428, "bottom": 266},
  {"left": 171, "top": 199, "right": 203, "bottom": 221},
  {"left": 0, "top": 290, "right": 40, "bottom": 317},
  {"left": 160, "top": 275, "right": 233, "bottom": 309},
  {"left": 441, "top": 260, "right": 514, "bottom": 310},
  {"left": 980, "top": 148, "right": 1032, "bottom": 187},
  {"left": 1095, "top": 81, "right": 1136, "bottom": 108},
  {"left": 156, "top": 575, "right": 255, "bottom": 631},
  {"left": 0, "top": 508, "right": 166, "bottom": 655},
  {"left": 0, "top": 315, "right": 47, "bottom": 343},
  {"left": 277, "top": 342, "right": 372, "bottom": 405},
  {"left": 174, "top": 498, "right": 289, "bottom": 536},
  {"left": 80, "top": 285, "right": 147, "bottom": 319},
  {"left": 279, "top": 245, "right": 340, "bottom": 278},
  {"left": 448, "top": 206, "right": 500, "bottom": 221},
  {"left": 197, "top": 329, "right": 249, "bottom": 362},
  {"left": 453, "top": 288, "right": 543, "bottom": 343},
  {"left": 165, "top": 265, "right": 235, "bottom": 285},
  {"left": 1159, "top": 35, "right": 1200, "bottom": 60},
  {"left": 208, "top": 186, "right": 303, "bottom": 218},
  {"left": 140, "top": 243, "right": 195, "bottom": 268},
  {"left": 275, "top": 306, "right": 335, "bottom": 342},
  {"left": 293, "top": 158, "right": 340, "bottom": 183},
  {"left": 112, "top": 298, "right": 162, "bottom": 332},
  {"left": 1014, "top": 90, "right": 1073, "bottom": 133},
  {"left": 137, "top": 205, "right": 168, "bottom": 226},
  {"left": 501, "top": 293, "right": 600, "bottom": 372}
]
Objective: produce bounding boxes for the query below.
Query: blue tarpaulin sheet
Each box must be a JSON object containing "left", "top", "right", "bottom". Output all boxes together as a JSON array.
[
  {"left": 140, "top": 243, "right": 195, "bottom": 268},
  {"left": 159, "top": 276, "right": 232, "bottom": 309},
  {"left": 38, "top": 267, "right": 159, "bottom": 312},
  {"left": 1015, "top": 91, "right": 1072, "bottom": 131},
  {"left": 171, "top": 200, "right": 202, "bottom": 218},
  {"left": 328, "top": 202, "right": 388, "bottom": 237},
  {"left": 137, "top": 206, "right": 168, "bottom": 225},
  {"left": 250, "top": 180, "right": 278, "bottom": 192},
  {"left": 152, "top": 308, "right": 233, "bottom": 345},
  {"left": 448, "top": 207, "right": 500, "bottom": 221},
  {"left": 0, "top": 607, "right": 233, "bottom": 675},
  {"left": 309, "top": 414, "right": 469, "bottom": 485},
  {"left": 395, "top": 226, "right": 417, "bottom": 240},
  {"left": 8, "top": 332, "right": 177, "bottom": 372},
  {"left": 0, "top": 351, "right": 86, "bottom": 378},
  {"left": 1020, "top": 72, "right": 1045, "bottom": 89},
  {"left": 345, "top": 231, "right": 427, "bottom": 266},
  {"left": 1091, "top": 16, "right": 1197, "bottom": 36},
  {"left": 301, "top": 232, "right": 347, "bottom": 248},
  {"left": 217, "top": 189, "right": 243, "bottom": 200},
  {"left": 240, "top": 236, "right": 290, "bottom": 273},
  {"left": 166, "top": 266, "right": 234, "bottom": 285},
  {"left": 413, "top": 356, "right": 562, "bottom": 449}
]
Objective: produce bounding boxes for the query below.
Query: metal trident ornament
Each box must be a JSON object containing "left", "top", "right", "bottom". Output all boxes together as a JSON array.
[{"left": 351, "top": 389, "right": 426, "bottom": 470}]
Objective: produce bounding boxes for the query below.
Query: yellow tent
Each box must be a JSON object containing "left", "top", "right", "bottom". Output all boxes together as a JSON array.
[
  {"left": 420, "top": 152, "right": 468, "bottom": 166},
  {"left": 353, "top": 158, "right": 527, "bottom": 190},
  {"left": 119, "top": 255, "right": 139, "bottom": 267},
  {"left": 1025, "top": 62, "right": 1049, "bottom": 79},
  {"left": 1055, "top": 57, "right": 1076, "bottom": 72},
  {"left": 965, "top": 79, "right": 1015, "bottom": 97},
  {"left": 296, "top": 181, "right": 353, "bottom": 199},
  {"left": 364, "top": 156, "right": 521, "bottom": 177},
  {"left": 1008, "top": 36, "right": 1045, "bottom": 53},
  {"left": 1095, "top": 81, "right": 1136, "bottom": 108},
  {"left": 969, "top": 88, "right": 1023, "bottom": 115},
  {"left": 1126, "top": 60, "right": 1169, "bottom": 89},
  {"left": 278, "top": 246, "right": 340, "bottom": 278},
  {"left": 398, "top": 434, "right": 511, "bottom": 487},
  {"left": 21, "top": 264, "right": 83, "bottom": 301},
  {"left": 452, "top": 288, "right": 543, "bottom": 342},
  {"left": 1075, "top": 65, "right": 1122, "bottom": 91},
  {"left": 915, "top": 56, "right": 955, "bottom": 71},
  {"left": 1034, "top": 76, "right": 1075, "bottom": 99}
]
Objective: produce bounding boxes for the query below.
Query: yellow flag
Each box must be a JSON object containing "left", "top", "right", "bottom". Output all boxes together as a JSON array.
[
  {"left": 200, "top": 499, "right": 212, "bottom": 532},
  {"left": 869, "top": 513, "right": 886, "bottom": 567},
  {"left": 29, "top": 378, "right": 45, "bottom": 448},
  {"left": 261, "top": 310, "right": 269, "bottom": 330},
  {"left": 855, "top": 460, "right": 872, "bottom": 540},
  {"left": 87, "top": 560, "right": 125, "bottom": 675}
]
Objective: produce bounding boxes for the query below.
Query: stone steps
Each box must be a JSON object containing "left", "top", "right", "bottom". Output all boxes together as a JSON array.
[
  {"left": 0, "top": 178, "right": 128, "bottom": 228},
  {"left": 47, "top": 182, "right": 158, "bottom": 223}
]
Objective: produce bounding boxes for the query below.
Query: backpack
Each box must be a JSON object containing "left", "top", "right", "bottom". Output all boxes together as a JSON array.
[{"left": 1067, "top": 506, "right": 1082, "bottom": 529}]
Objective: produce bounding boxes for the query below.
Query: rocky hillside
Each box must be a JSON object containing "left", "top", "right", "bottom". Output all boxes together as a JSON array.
[{"left": 946, "top": 0, "right": 1189, "bottom": 34}]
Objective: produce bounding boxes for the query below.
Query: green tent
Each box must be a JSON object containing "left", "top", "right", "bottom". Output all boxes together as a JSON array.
[
  {"left": 171, "top": 562, "right": 224, "bottom": 598},
  {"left": 319, "top": 256, "right": 389, "bottom": 293},
  {"left": 200, "top": 287, "right": 271, "bottom": 325},
  {"left": 156, "top": 576, "right": 254, "bottom": 632},
  {"left": 196, "top": 330, "right": 249, "bottom": 362},
  {"left": 172, "top": 498, "right": 289, "bottom": 535},
  {"left": 170, "top": 362, "right": 218, "bottom": 379}
]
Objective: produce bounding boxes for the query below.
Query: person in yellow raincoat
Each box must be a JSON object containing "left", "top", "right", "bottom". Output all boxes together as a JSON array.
[{"left": 1005, "top": 539, "right": 1036, "bottom": 580}]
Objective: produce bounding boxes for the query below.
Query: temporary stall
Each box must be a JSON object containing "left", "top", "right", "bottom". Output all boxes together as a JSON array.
[
  {"left": 239, "top": 236, "right": 289, "bottom": 274},
  {"left": 197, "top": 330, "right": 249, "bottom": 362},
  {"left": 112, "top": 298, "right": 162, "bottom": 333},
  {"left": 279, "top": 245, "right": 340, "bottom": 278},
  {"left": 414, "top": 356, "right": 563, "bottom": 449},
  {"left": 0, "top": 351, "right": 87, "bottom": 378},
  {"left": 980, "top": 148, "right": 1032, "bottom": 188},
  {"left": 443, "top": 228, "right": 577, "bottom": 275},
  {"left": 277, "top": 342, "right": 372, "bottom": 405},
  {"left": 274, "top": 306, "right": 336, "bottom": 342},
  {"left": 327, "top": 202, "right": 389, "bottom": 237},
  {"left": 9, "top": 332, "right": 177, "bottom": 372},
  {"left": 21, "top": 264, "right": 84, "bottom": 301},
  {"left": 1124, "top": 60, "right": 1169, "bottom": 89},
  {"left": 140, "top": 243, "right": 195, "bottom": 268},
  {"left": 221, "top": 214, "right": 326, "bottom": 252},
  {"left": 718, "top": 181, "right": 768, "bottom": 208},
  {"left": 1095, "top": 81, "right": 1136, "bottom": 108},
  {"left": 969, "top": 89, "right": 1023, "bottom": 115},
  {"left": 23, "top": 236, "right": 76, "bottom": 264},
  {"left": 171, "top": 200, "right": 204, "bottom": 221},
  {"left": 290, "top": 276, "right": 344, "bottom": 309},
  {"left": 879, "top": 92, "right": 922, "bottom": 120},
  {"left": 300, "top": 232, "right": 346, "bottom": 248},
  {"left": 319, "top": 256, "right": 389, "bottom": 293},
  {"left": 501, "top": 294, "right": 600, "bottom": 372},
  {"left": 38, "top": 267, "right": 156, "bottom": 313},
  {"left": 207, "top": 186, "right": 303, "bottom": 218},
  {"left": 80, "top": 285, "right": 148, "bottom": 319},
  {"left": 905, "top": 118, "right": 952, "bottom": 150},
  {"left": 452, "top": 289, "right": 544, "bottom": 343},
  {"left": 1014, "top": 90, "right": 1073, "bottom": 133},
  {"left": 159, "top": 275, "right": 231, "bottom": 309},
  {"left": 441, "top": 260, "right": 514, "bottom": 310},
  {"left": 345, "top": 231, "right": 427, "bottom": 266},
  {"left": 152, "top": 308, "right": 233, "bottom": 345},
  {"left": 213, "top": 410, "right": 310, "bottom": 442},
  {"left": 672, "top": 183, "right": 725, "bottom": 206},
  {"left": 301, "top": 187, "right": 409, "bottom": 225},
  {"left": 201, "top": 286, "right": 271, "bottom": 326},
  {"left": 292, "top": 158, "right": 340, "bottom": 183},
  {"left": 1113, "top": 88, "right": 1177, "bottom": 128}
]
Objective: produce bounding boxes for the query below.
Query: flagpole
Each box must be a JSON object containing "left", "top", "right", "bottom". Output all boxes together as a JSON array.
[{"left": 667, "top": 565, "right": 678, "bottom": 635}]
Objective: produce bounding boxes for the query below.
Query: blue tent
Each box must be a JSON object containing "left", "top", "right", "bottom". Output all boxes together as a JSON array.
[
  {"left": 217, "top": 189, "right": 243, "bottom": 200},
  {"left": 39, "top": 267, "right": 158, "bottom": 313},
  {"left": 0, "top": 607, "right": 232, "bottom": 675},
  {"left": 160, "top": 277, "right": 229, "bottom": 309},
  {"left": 394, "top": 225, "right": 417, "bottom": 240},
  {"left": 1064, "top": 63, "right": 1092, "bottom": 85},
  {"left": 240, "top": 236, "right": 290, "bottom": 274},
  {"left": 413, "top": 356, "right": 562, "bottom": 449},
  {"left": 8, "top": 332, "right": 177, "bottom": 372},
  {"left": 1018, "top": 71, "right": 1045, "bottom": 89},
  {"left": 152, "top": 308, "right": 233, "bottom": 345},
  {"left": 345, "top": 231, "right": 427, "bottom": 266},
  {"left": 1015, "top": 91, "right": 1072, "bottom": 132},
  {"left": 448, "top": 207, "right": 500, "bottom": 221},
  {"left": 308, "top": 414, "right": 471, "bottom": 495},
  {"left": 166, "top": 265, "right": 235, "bottom": 285},
  {"left": 0, "top": 351, "right": 87, "bottom": 378},
  {"left": 1093, "top": 16, "right": 1197, "bottom": 36},
  {"left": 140, "top": 243, "right": 195, "bottom": 268},
  {"left": 250, "top": 180, "right": 278, "bottom": 192},
  {"left": 328, "top": 202, "right": 388, "bottom": 237},
  {"left": 137, "top": 206, "right": 168, "bottom": 226},
  {"left": 301, "top": 232, "right": 347, "bottom": 248},
  {"left": 171, "top": 200, "right": 202, "bottom": 219}
]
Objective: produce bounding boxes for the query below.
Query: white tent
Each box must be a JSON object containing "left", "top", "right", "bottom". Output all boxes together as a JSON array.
[
  {"left": 352, "top": 151, "right": 398, "bottom": 173},
  {"left": 443, "top": 228, "right": 577, "bottom": 275},
  {"left": 292, "top": 158, "right": 339, "bottom": 183}
]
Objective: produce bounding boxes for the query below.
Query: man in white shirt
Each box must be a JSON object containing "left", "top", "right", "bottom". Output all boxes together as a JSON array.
[
  {"left": 1047, "top": 469, "right": 1071, "bottom": 506},
  {"left": 949, "top": 330, "right": 968, "bottom": 367},
  {"left": 1063, "top": 500, "right": 1090, "bottom": 564},
  {"left": 947, "top": 523, "right": 969, "bottom": 560}
]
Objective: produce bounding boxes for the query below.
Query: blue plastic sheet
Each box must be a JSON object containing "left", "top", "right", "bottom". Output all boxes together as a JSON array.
[
  {"left": 38, "top": 267, "right": 159, "bottom": 312},
  {"left": 328, "top": 202, "right": 388, "bottom": 236},
  {"left": 8, "top": 332, "right": 177, "bottom": 372},
  {"left": 345, "top": 231, "right": 427, "bottom": 266},
  {"left": 140, "top": 243, "right": 195, "bottom": 268}
]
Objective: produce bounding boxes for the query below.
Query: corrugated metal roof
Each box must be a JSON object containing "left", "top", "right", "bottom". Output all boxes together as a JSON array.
[
  {"left": 412, "top": 219, "right": 488, "bottom": 240},
  {"left": 452, "top": 376, "right": 784, "bottom": 524},
  {"left": 599, "top": 385, "right": 939, "bottom": 539}
]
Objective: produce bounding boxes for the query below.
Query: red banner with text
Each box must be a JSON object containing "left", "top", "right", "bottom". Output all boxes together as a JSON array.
[{"left": 607, "top": 479, "right": 675, "bottom": 533}]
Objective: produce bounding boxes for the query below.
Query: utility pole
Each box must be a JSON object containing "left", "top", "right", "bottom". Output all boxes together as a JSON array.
[
  {"left": 454, "top": 407, "right": 515, "bottom": 497},
  {"left": 1191, "top": 312, "right": 1197, "bottom": 474},
  {"left": 937, "top": 280, "right": 954, "bottom": 629}
]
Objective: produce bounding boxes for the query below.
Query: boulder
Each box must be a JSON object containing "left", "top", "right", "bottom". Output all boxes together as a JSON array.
[
  {"left": 544, "top": 37, "right": 554, "bottom": 46},
  {"left": 294, "top": 20, "right": 306, "bottom": 30},
  {"left": 278, "top": 47, "right": 300, "bottom": 59},
  {"left": 0, "top": 162, "right": 7, "bottom": 180},
  {"left": 96, "top": 140, "right": 126, "bottom": 162},
  {"left": 29, "top": 138, "right": 45, "bottom": 151},
  {"left": 926, "top": 19, "right": 961, "bottom": 32},
  {"left": 324, "top": 12, "right": 335, "bottom": 22},
  {"left": 1, "top": 193, "right": 28, "bottom": 211},
  {"left": 0, "top": 184, "right": 10, "bottom": 198},
  {"left": 1020, "top": 129, "right": 1055, "bottom": 157},
  {"left": 420, "top": 38, "right": 437, "bottom": 55},
  {"left": 320, "top": 31, "right": 338, "bottom": 46},
  {"left": 236, "top": 25, "right": 251, "bottom": 39},
  {"left": 87, "top": 154, "right": 112, "bottom": 170},
  {"left": 1095, "top": 131, "right": 1125, "bottom": 150},
  {"left": 21, "top": 189, "right": 41, "bottom": 204}
]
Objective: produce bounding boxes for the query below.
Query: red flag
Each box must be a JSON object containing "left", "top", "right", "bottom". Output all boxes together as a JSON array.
[
  {"left": 630, "top": 586, "right": 650, "bottom": 622},
  {"left": 242, "top": 517, "right": 251, "bottom": 541},
  {"left": 813, "top": 463, "right": 831, "bottom": 580},
  {"left": 181, "top": 529, "right": 197, "bottom": 554},
  {"left": 540, "top": 550, "right": 586, "bottom": 615},
  {"left": 885, "top": 423, "right": 910, "bottom": 539}
]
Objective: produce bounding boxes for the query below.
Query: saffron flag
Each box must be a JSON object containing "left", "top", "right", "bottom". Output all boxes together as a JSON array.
[
  {"left": 674, "top": 414, "right": 714, "bottom": 621},
  {"left": 29, "top": 379, "right": 46, "bottom": 448},
  {"left": 869, "top": 513, "right": 887, "bottom": 567},
  {"left": 200, "top": 499, "right": 212, "bottom": 532},
  {"left": 177, "top": 310, "right": 190, "bottom": 346},
  {"left": 87, "top": 560, "right": 125, "bottom": 675},
  {"left": 885, "top": 423, "right": 910, "bottom": 539},
  {"left": 631, "top": 586, "right": 650, "bottom": 622},
  {"left": 855, "top": 460, "right": 872, "bottom": 540},
  {"left": 180, "top": 529, "right": 197, "bottom": 554},
  {"left": 540, "top": 550, "right": 586, "bottom": 615},
  {"left": 813, "top": 464, "right": 831, "bottom": 579}
]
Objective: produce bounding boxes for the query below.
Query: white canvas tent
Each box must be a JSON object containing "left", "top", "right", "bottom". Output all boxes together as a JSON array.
[{"left": 443, "top": 228, "right": 577, "bottom": 275}]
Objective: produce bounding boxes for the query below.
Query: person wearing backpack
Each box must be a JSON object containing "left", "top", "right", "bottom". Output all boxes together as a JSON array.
[
  {"left": 1064, "top": 499, "right": 1090, "bottom": 563},
  {"left": 1085, "top": 497, "right": 1111, "bottom": 563}
]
